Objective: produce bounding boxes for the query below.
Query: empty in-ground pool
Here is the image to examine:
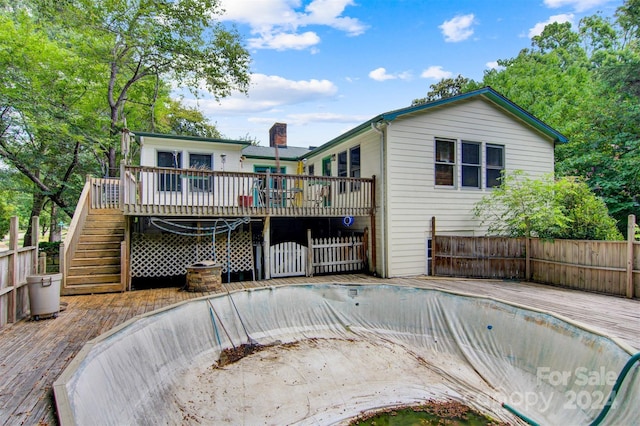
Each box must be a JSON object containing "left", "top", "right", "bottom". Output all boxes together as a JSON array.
[{"left": 53, "top": 284, "right": 640, "bottom": 425}]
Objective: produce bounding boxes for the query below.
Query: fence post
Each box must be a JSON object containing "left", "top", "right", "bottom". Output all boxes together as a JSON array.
[
  {"left": 306, "top": 229, "right": 313, "bottom": 277},
  {"left": 627, "top": 214, "right": 636, "bottom": 299},
  {"left": 525, "top": 237, "right": 531, "bottom": 281}
]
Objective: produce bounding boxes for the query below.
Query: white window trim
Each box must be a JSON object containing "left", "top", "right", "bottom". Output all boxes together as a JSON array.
[{"left": 435, "top": 138, "right": 505, "bottom": 190}]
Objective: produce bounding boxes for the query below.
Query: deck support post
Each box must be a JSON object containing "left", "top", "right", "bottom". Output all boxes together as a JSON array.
[{"left": 263, "top": 217, "right": 271, "bottom": 280}]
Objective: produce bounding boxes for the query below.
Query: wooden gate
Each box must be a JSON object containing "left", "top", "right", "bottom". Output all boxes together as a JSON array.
[
  {"left": 310, "top": 235, "right": 364, "bottom": 275},
  {"left": 270, "top": 241, "right": 307, "bottom": 277}
]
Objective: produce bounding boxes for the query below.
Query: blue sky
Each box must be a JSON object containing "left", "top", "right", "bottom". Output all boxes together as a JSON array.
[{"left": 183, "top": 0, "right": 622, "bottom": 147}]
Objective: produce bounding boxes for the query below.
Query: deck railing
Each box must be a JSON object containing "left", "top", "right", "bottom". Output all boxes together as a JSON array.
[{"left": 121, "top": 165, "right": 374, "bottom": 217}]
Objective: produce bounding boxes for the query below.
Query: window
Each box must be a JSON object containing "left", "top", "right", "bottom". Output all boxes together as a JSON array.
[
  {"left": 157, "top": 151, "right": 181, "bottom": 191},
  {"left": 461, "top": 141, "right": 480, "bottom": 188},
  {"left": 434, "top": 139, "right": 506, "bottom": 189},
  {"left": 189, "top": 153, "right": 213, "bottom": 192},
  {"left": 308, "top": 164, "right": 315, "bottom": 176},
  {"left": 350, "top": 146, "right": 361, "bottom": 191},
  {"left": 337, "top": 151, "right": 347, "bottom": 193},
  {"left": 435, "top": 138, "right": 455, "bottom": 186},
  {"left": 486, "top": 144, "right": 504, "bottom": 188}
]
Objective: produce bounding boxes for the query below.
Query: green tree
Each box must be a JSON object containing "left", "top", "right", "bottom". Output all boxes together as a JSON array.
[
  {"left": 0, "top": 190, "right": 14, "bottom": 240},
  {"left": 473, "top": 172, "right": 622, "bottom": 240},
  {"left": 0, "top": 11, "right": 97, "bottom": 225},
  {"left": 32, "top": 0, "right": 251, "bottom": 176},
  {"left": 412, "top": 74, "right": 472, "bottom": 105},
  {"left": 474, "top": 3, "right": 639, "bottom": 234},
  {"left": 156, "top": 99, "right": 222, "bottom": 139}
]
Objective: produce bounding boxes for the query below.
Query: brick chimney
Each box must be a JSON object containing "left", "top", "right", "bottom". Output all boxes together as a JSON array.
[{"left": 269, "top": 122, "right": 287, "bottom": 148}]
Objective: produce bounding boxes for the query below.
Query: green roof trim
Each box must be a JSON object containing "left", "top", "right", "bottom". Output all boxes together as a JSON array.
[
  {"left": 305, "top": 86, "right": 567, "bottom": 158},
  {"left": 133, "top": 131, "right": 251, "bottom": 146}
]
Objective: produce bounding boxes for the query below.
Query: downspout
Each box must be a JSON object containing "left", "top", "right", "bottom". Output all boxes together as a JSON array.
[{"left": 371, "top": 122, "right": 387, "bottom": 278}]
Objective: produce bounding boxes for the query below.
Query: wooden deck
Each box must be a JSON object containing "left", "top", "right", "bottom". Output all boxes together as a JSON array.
[{"left": 1, "top": 275, "right": 638, "bottom": 426}]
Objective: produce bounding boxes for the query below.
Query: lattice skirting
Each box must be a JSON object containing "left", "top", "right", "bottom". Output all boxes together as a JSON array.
[{"left": 131, "top": 230, "right": 254, "bottom": 278}]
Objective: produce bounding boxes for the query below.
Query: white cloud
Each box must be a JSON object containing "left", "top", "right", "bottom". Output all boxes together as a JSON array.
[
  {"left": 184, "top": 73, "right": 339, "bottom": 115},
  {"left": 543, "top": 0, "right": 611, "bottom": 12},
  {"left": 220, "top": 0, "right": 367, "bottom": 51},
  {"left": 439, "top": 14, "right": 476, "bottom": 42},
  {"left": 420, "top": 66, "right": 453, "bottom": 80},
  {"left": 248, "top": 31, "right": 321, "bottom": 50},
  {"left": 368, "top": 67, "right": 412, "bottom": 82},
  {"left": 528, "top": 14, "right": 574, "bottom": 38},
  {"left": 486, "top": 61, "right": 504, "bottom": 71}
]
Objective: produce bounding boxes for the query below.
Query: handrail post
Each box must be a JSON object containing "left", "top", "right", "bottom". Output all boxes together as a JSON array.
[{"left": 9, "top": 216, "right": 18, "bottom": 323}]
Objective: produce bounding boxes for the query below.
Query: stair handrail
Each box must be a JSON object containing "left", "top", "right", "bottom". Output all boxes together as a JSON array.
[{"left": 61, "top": 178, "right": 92, "bottom": 288}]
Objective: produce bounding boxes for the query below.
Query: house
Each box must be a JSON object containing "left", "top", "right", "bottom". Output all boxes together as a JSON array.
[{"left": 61, "top": 87, "right": 566, "bottom": 294}]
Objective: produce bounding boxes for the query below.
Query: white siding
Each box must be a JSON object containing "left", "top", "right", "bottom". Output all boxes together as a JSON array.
[
  {"left": 139, "top": 136, "right": 245, "bottom": 171},
  {"left": 384, "top": 98, "right": 556, "bottom": 277},
  {"left": 305, "top": 130, "right": 382, "bottom": 275}
]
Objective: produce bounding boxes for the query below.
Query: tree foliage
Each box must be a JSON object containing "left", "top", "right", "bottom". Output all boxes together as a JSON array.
[
  {"left": 30, "top": 0, "right": 251, "bottom": 176},
  {"left": 473, "top": 172, "right": 622, "bottom": 240},
  {"left": 0, "top": 1, "right": 247, "bottom": 242},
  {"left": 412, "top": 74, "right": 471, "bottom": 105}
]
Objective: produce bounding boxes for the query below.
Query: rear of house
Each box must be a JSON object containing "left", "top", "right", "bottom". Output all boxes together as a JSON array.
[{"left": 61, "top": 87, "right": 565, "bottom": 293}]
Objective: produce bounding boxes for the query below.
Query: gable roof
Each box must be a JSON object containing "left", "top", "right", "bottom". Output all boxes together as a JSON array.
[{"left": 305, "top": 86, "right": 568, "bottom": 158}]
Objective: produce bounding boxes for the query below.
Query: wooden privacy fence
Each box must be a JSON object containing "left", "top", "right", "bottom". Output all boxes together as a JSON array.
[
  {"left": 0, "top": 217, "right": 40, "bottom": 328},
  {"left": 432, "top": 215, "right": 639, "bottom": 298}
]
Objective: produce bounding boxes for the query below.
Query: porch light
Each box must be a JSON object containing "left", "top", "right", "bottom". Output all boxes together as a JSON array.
[{"left": 220, "top": 153, "right": 226, "bottom": 171}]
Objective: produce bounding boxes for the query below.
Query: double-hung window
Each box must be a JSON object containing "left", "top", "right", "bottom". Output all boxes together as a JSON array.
[
  {"left": 189, "top": 153, "right": 213, "bottom": 192},
  {"left": 157, "top": 151, "right": 181, "bottom": 191},
  {"left": 461, "top": 141, "right": 481, "bottom": 189},
  {"left": 435, "top": 138, "right": 456, "bottom": 186},
  {"left": 486, "top": 144, "right": 504, "bottom": 188},
  {"left": 337, "top": 151, "right": 348, "bottom": 193},
  {"left": 350, "top": 146, "right": 361, "bottom": 191}
]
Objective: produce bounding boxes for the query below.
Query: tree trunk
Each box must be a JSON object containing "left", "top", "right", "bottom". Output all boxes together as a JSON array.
[
  {"left": 23, "top": 191, "right": 45, "bottom": 248},
  {"left": 108, "top": 145, "right": 117, "bottom": 177},
  {"left": 49, "top": 204, "right": 62, "bottom": 242}
]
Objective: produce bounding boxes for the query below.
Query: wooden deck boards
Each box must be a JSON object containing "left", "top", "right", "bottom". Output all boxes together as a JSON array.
[{"left": 0, "top": 275, "right": 638, "bottom": 426}]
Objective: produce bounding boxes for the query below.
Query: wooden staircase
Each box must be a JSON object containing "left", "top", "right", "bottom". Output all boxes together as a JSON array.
[{"left": 63, "top": 209, "right": 126, "bottom": 295}]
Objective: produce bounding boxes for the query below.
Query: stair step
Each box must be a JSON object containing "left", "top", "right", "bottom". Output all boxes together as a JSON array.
[
  {"left": 74, "top": 248, "right": 121, "bottom": 258},
  {"left": 78, "top": 234, "right": 123, "bottom": 244},
  {"left": 77, "top": 241, "right": 121, "bottom": 251},
  {"left": 65, "top": 274, "right": 121, "bottom": 286},
  {"left": 81, "top": 227, "right": 125, "bottom": 236},
  {"left": 70, "top": 256, "right": 121, "bottom": 267},
  {"left": 69, "top": 264, "right": 121, "bottom": 275},
  {"left": 85, "top": 215, "right": 124, "bottom": 226}
]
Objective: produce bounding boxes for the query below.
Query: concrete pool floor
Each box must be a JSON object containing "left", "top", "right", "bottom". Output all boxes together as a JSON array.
[{"left": 1, "top": 274, "right": 638, "bottom": 425}]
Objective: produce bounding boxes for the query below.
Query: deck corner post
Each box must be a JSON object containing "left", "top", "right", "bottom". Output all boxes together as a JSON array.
[{"left": 627, "top": 214, "right": 636, "bottom": 299}]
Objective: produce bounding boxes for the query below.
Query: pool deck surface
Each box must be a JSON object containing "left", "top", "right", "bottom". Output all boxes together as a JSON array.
[{"left": 0, "top": 274, "right": 638, "bottom": 425}]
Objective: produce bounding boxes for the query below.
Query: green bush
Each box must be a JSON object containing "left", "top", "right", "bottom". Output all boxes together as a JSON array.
[{"left": 473, "top": 171, "right": 623, "bottom": 240}]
